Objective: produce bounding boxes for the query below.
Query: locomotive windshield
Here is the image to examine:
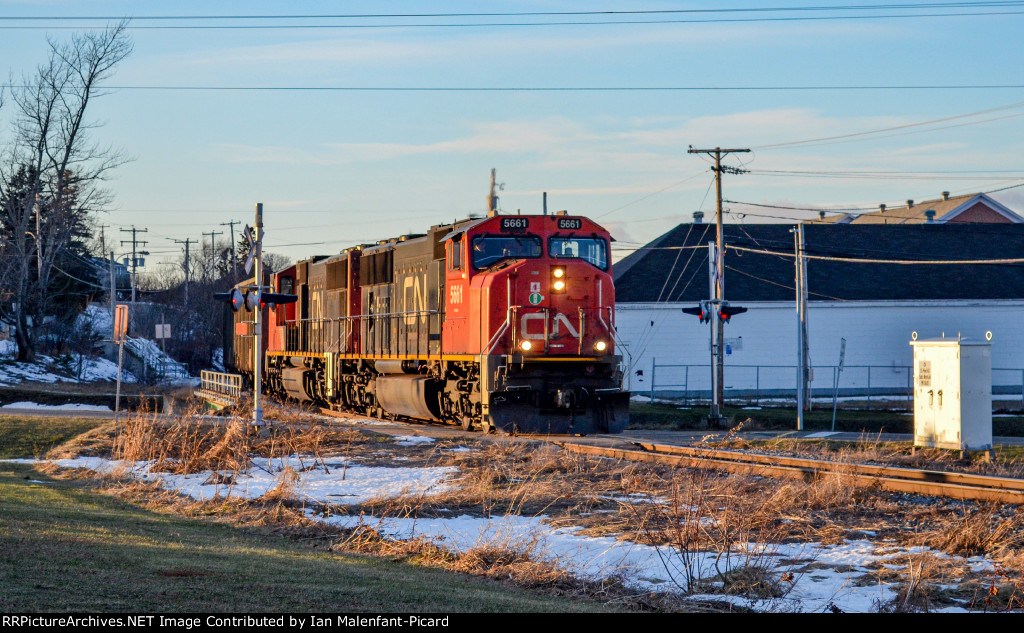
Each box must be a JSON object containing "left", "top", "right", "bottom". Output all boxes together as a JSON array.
[
  {"left": 471, "top": 235, "right": 542, "bottom": 269},
  {"left": 549, "top": 236, "right": 608, "bottom": 270}
]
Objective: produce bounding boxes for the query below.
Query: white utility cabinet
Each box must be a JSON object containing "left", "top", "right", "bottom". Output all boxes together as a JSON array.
[{"left": 909, "top": 338, "right": 992, "bottom": 452}]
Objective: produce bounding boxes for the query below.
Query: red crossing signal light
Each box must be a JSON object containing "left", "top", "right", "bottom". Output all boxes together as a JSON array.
[
  {"left": 682, "top": 305, "right": 710, "bottom": 324},
  {"left": 718, "top": 306, "right": 748, "bottom": 323}
]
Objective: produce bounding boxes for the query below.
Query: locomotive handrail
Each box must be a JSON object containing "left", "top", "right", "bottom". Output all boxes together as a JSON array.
[
  {"left": 285, "top": 309, "right": 439, "bottom": 322},
  {"left": 482, "top": 278, "right": 513, "bottom": 358},
  {"left": 509, "top": 305, "right": 550, "bottom": 354},
  {"left": 284, "top": 310, "right": 441, "bottom": 357},
  {"left": 578, "top": 306, "right": 585, "bottom": 355}
]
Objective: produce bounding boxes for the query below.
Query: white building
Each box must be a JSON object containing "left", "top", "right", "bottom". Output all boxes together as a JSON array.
[{"left": 613, "top": 219, "right": 1024, "bottom": 402}]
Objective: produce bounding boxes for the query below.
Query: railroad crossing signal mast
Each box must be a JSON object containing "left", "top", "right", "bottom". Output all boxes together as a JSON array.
[
  {"left": 682, "top": 299, "right": 747, "bottom": 423},
  {"left": 214, "top": 204, "right": 296, "bottom": 429},
  {"left": 686, "top": 146, "right": 750, "bottom": 424}
]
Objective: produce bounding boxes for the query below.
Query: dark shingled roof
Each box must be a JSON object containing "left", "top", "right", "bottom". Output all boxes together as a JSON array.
[{"left": 614, "top": 223, "right": 1024, "bottom": 302}]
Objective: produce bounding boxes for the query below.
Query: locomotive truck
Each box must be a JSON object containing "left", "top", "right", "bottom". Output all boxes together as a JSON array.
[{"left": 227, "top": 212, "right": 629, "bottom": 434}]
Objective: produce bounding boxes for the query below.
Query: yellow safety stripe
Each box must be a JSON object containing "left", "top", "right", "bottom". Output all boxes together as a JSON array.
[{"left": 265, "top": 351, "right": 605, "bottom": 363}]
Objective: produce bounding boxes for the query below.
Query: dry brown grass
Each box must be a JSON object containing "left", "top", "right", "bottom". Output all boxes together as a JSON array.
[
  {"left": 747, "top": 433, "right": 1024, "bottom": 478},
  {"left": 34, "top": 400, "right": 1024, "bottom": 611},
  {"left": 916, "top": 505, "right": 1024, "bottom": 558}
]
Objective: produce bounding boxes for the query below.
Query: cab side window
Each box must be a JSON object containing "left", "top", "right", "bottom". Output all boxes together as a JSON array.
[{"left": 449, "top": 239, "right": 463, "bottom": 271}]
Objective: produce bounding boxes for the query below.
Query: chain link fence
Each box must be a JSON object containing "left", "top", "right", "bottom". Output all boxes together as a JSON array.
[{"left": 642, "top": 360, "right": 1024, "bottom": 409}]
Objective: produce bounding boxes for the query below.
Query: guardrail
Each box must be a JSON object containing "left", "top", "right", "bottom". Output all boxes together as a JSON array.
[
  {"left": 197, "top": 370, "right": 243, "bottom": 408},
  {"left": 200, "top": 370, "right": 242, "bottom": 397}
]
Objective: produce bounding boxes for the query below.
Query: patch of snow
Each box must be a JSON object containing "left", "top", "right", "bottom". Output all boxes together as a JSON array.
[
  {"left": 211, "top": 348, "right": 225, "bottom": 372},
  {"left": 0, "top": 337, "right": 137, "bottom": 386},
  {"left": 595, "top": 493, "right": 667, "bottom": 505},
  {"left": 78, "top": 304, "right": 113, "bottom": 339},
  {"left": 1, "top": 401, "right": 111, "bottom": 412},
  {"left": 805, "top": 432, "right": 841, "bottom": 439},
  {"left": 686, "top": 594, "right": 758, "bottom": 610},
  {"left": 444, "top": 446, "right": 475, "bottom": 453},
  {"left": 22, "top": 455, "right": 457, "bottom": 505},
  {"left": 312, "top": 512, "right": 992, "bottom": 613},
  {"left": 123, "top": 336, "right": 191, "bottom": 381},
  {"left": 393, "top": 435, "right": 435, "bottom": 446},
  {"left": 76, "top": 355, "right": 129, "bottom": 382}
]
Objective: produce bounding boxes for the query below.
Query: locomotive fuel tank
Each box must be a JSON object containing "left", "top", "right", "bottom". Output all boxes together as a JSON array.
[
  {"left": 281, "top": 366, "right": 314, "bottom": 401},
  {"left": 375, "top": 375, "right": 444, "bottom": 421}
]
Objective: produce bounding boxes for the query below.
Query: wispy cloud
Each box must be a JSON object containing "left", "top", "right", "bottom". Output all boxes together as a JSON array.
[
  {"left": 213, "top": 117, "right": 586, "bottom": 164},
  {"left": 207, "top": 107, "right": 1023, "bottom": 224},
  {"left": 131, "top": 19, "right": 898, "bottom": 78}
]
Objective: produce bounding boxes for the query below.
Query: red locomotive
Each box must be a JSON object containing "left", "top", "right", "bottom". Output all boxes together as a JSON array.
[{"left": 227, "top": 212, "right": 629, "bottom": 434}]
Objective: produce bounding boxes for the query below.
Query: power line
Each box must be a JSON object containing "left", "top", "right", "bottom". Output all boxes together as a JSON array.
[
  {"left": 8, "top": 4, "right": 1024, "bottom": 20},
  {"left": 723, "top": 181, "right": 1024, "bottom": 218},
  {"left": 747, "top": 169, "right": 1024, "bottom": 180},
  {"left": 595, "top": 171, "right": 708, "bottom": 219},
  {"left": 5, "top": 8, "right": 1024, "bottom": 30},
  {"left": 754, "top": 101, "right": 1024, "bottom": 150},
  {"left": 5, "top": 83, "right": 1024, "bottom": 92},
  {"left": 728, "top": 244, "right": 1024, "bottom": 264}
]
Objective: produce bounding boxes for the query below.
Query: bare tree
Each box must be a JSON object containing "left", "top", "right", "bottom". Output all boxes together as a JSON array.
[{"left": 0, "top": 22, "right": 133, "bottom": 361}]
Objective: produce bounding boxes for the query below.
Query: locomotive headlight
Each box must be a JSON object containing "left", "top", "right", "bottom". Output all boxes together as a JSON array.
[
  {"left": 553, "top": 268, "right": 565, "bottom": 278},
  {"left": 552, "top": 280, "right": 566, "bottom": 291},
  {"left": 520, "top": 340, "right": 533, "bottom": 351},
  {"left": 594, "top": 340, "right": 607, "bottom": 352}
]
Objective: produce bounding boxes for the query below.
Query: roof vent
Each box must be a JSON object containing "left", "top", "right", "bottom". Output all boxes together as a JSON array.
[
  {"left": 942, "top": 191, "right": 950, "bottom": 201},
  {"left": 879, "top": 203, "right": 886, "bottom": 214},
  {"left": 693, "top": 211, "right": 704, "bottom": 224},
  {"left": 818, "top": 210, "right": 826, "bottom": 221},
  {"left": 907, "top": 199, "right": 914, "bottom": 209},
  {"left": 925, "top": 209, "right": 937, "bottom": 223}
]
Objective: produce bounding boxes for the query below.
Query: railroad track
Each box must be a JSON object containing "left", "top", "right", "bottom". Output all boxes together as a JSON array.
[
  {"left": 555, "top": 441, "right": 1024, "bottom": 505},
  {"left": 214, "top": 397, "right": 1024, "bottom": 505}
]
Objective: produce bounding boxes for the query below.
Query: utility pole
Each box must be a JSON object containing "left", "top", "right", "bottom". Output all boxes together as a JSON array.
[
  {"left": 203, "top": 230, "right": 223, "bottom": 281},
  {"left": 109, "top": 250, "right": 116, "bottom": 324},
  {"left": 171, "top": 238, "right": 194, "bottom": 306},
  {"left": 687, "top": 146, "right": 749, "bottom": 421},
  {"left": 97, "top": 224, "right": 109, "bottom": 264},
  {"left": 792, "top": 223, "right": 810, "bottom": 430},
  {"left": 253, "top": 203, "right": 264, "bottom": 428},
  {"left": 119, "top": 226, "right": 149, "bottom": 307},
  {"left": 220, "top": 220, "right": 240, "bottom": 278}
]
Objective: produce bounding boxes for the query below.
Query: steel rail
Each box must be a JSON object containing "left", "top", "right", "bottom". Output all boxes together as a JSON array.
[
  {"left": 554, "top": 441, "right": 1024, "bottom": 505},
  {"left": 632, "top": 442, "right": 1024, "bottom": 492}
]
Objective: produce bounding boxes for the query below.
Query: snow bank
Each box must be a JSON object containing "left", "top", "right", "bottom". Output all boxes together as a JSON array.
[
  {"left": 1, "top": 402, "right": 111, "bottom": 412},
  {"left": 37, "top": 455, "right": 457, "bottom": 505},
  {"left": 0, "top": 352, "right": 136, "bottom": 386}
]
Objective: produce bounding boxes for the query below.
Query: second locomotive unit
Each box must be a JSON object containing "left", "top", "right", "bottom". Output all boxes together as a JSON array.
[{"left": 230, "top": 211, "right": 629, "bottom": 434}]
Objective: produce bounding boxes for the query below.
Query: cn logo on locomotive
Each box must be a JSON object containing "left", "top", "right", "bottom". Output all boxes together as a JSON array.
[{"left": 520, "top": 312, "right": 580, "bottom": 340}]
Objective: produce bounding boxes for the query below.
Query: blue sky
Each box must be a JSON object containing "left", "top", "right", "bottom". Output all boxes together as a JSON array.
[{"left": 2, "top": 1, "right": 1023, "bottom": 270}]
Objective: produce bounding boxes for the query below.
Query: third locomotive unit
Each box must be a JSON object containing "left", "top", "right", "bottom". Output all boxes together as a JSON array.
[{"left": 228, "top": 212, "right": 629, "bottom": 434}]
